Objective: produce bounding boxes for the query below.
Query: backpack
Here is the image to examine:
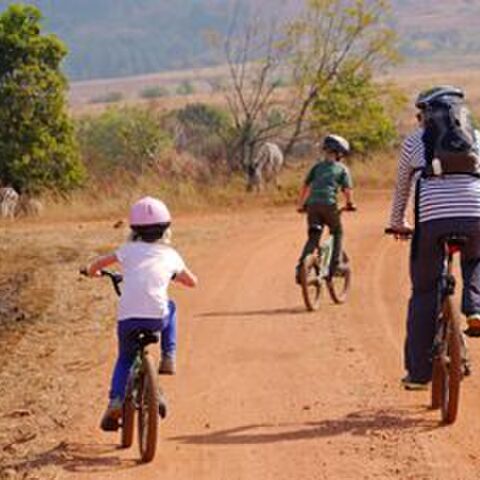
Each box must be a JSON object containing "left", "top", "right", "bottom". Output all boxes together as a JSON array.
[{"left": 422, "top": 97, "right": 480, "bottom": 177}]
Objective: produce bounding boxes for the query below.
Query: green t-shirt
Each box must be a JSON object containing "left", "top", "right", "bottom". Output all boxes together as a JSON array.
[{"left": 304, "top": 159, "right": 353, "bottom": 206}]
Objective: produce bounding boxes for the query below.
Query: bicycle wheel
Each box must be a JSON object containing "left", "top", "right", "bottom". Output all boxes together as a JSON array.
[
  {"left": 326, "top": 251, "right": 351, "bottom": 304},
  {"left": 137, "top": 353, "right": 159, "bottom": 463},
  {"left": 431, "top": 356, "right": 444, "bottom": 410},
  {"left": 300, "top": 254, "right": 322, "bottom": 311},
  {"left": 441, "top": 298, "right": 462, "bottom": 425},
  {"left": 120, "top": 381, "right": 135, "bottom": 448}
]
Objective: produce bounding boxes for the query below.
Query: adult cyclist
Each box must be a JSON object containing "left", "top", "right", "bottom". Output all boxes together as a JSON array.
[{"left": 387, "top": 86, "right": 480, "bottom": 390}]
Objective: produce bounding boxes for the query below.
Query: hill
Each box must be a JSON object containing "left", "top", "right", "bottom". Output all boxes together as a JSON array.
[{"left": 0, "top": 0, "right": 479, "bottom": 81}]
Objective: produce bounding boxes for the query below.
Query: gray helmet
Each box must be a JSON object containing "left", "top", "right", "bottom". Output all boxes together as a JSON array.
[
  {"left": 415, "top": 85, "right": 465, "bottom": 109},
  {"left": 322, "top": 134, "right": 350, "bottom": 156}
]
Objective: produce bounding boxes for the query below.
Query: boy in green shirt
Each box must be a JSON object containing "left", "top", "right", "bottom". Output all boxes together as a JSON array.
[{"left": 296, "top": 134, "right": 356, "bottom": 283}]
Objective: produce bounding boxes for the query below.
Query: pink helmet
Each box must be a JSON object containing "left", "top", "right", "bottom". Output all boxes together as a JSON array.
[{"left": 129, "top": 196, "right": 171, "bottom": 226}]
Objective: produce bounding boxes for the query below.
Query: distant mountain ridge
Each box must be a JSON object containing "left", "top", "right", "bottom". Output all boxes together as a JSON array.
[{"left": 0, "top": 0, "right": 479, "bottom": 81}]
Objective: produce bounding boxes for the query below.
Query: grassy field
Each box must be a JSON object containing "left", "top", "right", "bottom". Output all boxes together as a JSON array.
[{"left": 61, "top": 66, "right": 480, "bottom": 224}]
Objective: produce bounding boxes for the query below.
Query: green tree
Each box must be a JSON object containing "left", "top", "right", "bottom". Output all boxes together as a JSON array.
[
  {"left": 223, "top": 0, "right": 399, "bottom": 169},
  {"left": 282, "top": 0, "right": 399, "bottom": 156},
  {"left": 0, "top": 4, "right": 84, "bottom": 193},
  {"left": 311, "top": 69, "right": 401, "bottom": 154}
]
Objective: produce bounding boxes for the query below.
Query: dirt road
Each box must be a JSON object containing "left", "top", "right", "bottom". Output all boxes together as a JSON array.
[{"left": 2, "top": 193, "right": 480, "bottom": 480}]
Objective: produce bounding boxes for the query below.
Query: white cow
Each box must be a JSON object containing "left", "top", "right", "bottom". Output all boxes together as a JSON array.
[
  {"left": 247, "top": 142, "right": 284, "bottom": 192},
  {"left": 0, "top": 187, "right": 19, "bottom": 219}
]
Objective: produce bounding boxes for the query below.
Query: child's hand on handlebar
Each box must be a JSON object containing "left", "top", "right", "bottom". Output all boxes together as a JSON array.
[{"left": 79, "top": 265, "right": 101, "bottom": 277}]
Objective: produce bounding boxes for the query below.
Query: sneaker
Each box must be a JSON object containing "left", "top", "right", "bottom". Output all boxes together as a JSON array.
[
  {"left": 401, "top": 375, "right": 429, "bottom": 391},
  {"left": 158, "top": 389, "right": 168, "bottom": 419},
  {"left": 100, "top": 397, "right": 122, "bottom": 431},
  {"left": 329, "top": 263, "right": 349, "bottom": 278},
  {"left": 158, "top": 356, "right": 176, "bottom": 375},
  {"left": 465, "top": 314, "right": 480, "bottom": 337}
]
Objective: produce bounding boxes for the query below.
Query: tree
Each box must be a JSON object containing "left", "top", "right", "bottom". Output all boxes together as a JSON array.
[
  {"left": 0, "top": 4, "right": 84, "bottom": 193},
  {"left": 223, "top": 0, "right": 399, "bottom": 168},
  {"left": 311, "top": 69, "right": 401, "bottom": 154},
  {"left": 223, "top": 17, "right": 286, "bottom": 170},
  {"left": 282, "top": 0, "right": 399, "bottom": 155}
]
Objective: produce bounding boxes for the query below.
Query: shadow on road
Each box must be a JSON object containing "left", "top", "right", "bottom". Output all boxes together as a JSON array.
[
  {"left": 197, "top": 307, "right": 306, "bottom": 318},
  {"left": 3, "top": 441, "right": 138, "bottom": 475},
  {"left": 170, "top": 407, "right": 438, "bottom": 445}
]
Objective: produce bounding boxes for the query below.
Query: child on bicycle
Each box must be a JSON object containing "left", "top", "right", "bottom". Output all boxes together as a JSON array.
[
  {"left": 295, "top": 134, "right": 356, "bottom": 283},
  {"left": 82, "top": 196, "right": 197, "bottom": 431}
]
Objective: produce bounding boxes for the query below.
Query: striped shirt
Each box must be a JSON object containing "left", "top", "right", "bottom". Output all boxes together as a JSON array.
[{"left": 389, "top": 128, "right": 480, "bottom": 226}]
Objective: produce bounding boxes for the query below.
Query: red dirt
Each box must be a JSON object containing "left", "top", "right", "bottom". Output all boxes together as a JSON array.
[{"left": 2, "top": 193, "right": 480, "bottom": 479}]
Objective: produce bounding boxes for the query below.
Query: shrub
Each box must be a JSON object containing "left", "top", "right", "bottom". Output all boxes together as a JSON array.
[
  {"left": 174, "top": 103, "right": 234, "bottom": 165},
  {"left": 176, "top": 80, "right": 195, "bottom": 96},
  {"left": 140, "top": 85, "right": 169, "bottom": 99},
  {"left": 90, "top": 91, "right": 124, "bottom": 104},
  {"left": 77, "top": 105, "right": 172, "bottom": 176}
]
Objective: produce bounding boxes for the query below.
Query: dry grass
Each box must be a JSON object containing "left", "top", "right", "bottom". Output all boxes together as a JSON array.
[{"left": 64, "top": 67, "right": 480, "bottom": 221}]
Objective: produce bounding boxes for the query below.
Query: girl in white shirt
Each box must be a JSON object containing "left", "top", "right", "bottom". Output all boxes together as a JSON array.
[{"left": 84, "top": 196, "right": 197, "bottom": 431}]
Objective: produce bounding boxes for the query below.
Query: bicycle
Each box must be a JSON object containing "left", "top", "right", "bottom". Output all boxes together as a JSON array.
[
  {"left": 81, "top": 268, "right": 163, "bottom": 462},
  {"left": 298, "top": 206, "right": 354, "bottom": 311},
  {"left": 385, "top": 228, "right": 470, "bottom": 425}
]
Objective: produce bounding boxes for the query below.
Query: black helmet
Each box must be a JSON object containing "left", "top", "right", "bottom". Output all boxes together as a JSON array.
[
  {"left": 322, "top": 134, "right": 350, "bottom": 156},
  {"left": 415, "top": 85, "right": 465, "bottom": 109}
]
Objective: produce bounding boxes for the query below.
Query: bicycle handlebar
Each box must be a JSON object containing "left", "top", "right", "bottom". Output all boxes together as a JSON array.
[
  {"left": 101, "top": 269, "right": 123, "bottom": 296},
  {"left": 79, "top": 268, "right": 123, "bottom": 297},
  {"left": 384, "top": 227, "right": 414, "bottom": 239},
  {"left": 298, "top": 204, "right": 357, "bottom": 214}
]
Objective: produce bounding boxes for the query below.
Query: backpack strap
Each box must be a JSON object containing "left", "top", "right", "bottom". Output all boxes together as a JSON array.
[{"left": 421, "top": 126, "right": 435, "bottom": 178}]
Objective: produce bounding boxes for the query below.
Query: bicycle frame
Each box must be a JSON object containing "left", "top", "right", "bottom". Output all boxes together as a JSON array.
[
  {"left": 432, "top": 249, "right": 456, "bottom": 356},
  {"left": 125, "top": 350, "right": 145, "bottom": 406},
  {"left": 317, "top": 236, "right": 334, "bottom": 279}
]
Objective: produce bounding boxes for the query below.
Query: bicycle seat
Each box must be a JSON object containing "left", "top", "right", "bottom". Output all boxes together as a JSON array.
[
  {"left": 439, "top": 234, "right": 469, "bottom": 253},
  {"left": 129, "top": 329, "right": 159, "bottom": 348}
]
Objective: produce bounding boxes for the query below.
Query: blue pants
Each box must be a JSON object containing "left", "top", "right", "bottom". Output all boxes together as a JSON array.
[
  {"left": 109, "top": 301, "right": 177, "bottom": 400},
  {"left": 406, "top": 218, "right": 480, "bottom": 382}
]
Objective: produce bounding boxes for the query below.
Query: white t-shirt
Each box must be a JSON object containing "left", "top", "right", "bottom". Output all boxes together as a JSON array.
[{"left": 115, "top": 241, "right": 185, "bottom": 321}]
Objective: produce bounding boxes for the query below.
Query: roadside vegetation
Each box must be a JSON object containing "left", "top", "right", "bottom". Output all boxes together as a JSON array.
[{"left": 0, "top": 1, "right": 407, "bottom": 220}]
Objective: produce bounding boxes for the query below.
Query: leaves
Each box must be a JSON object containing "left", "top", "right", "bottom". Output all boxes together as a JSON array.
[
  {"left": 311, "top": 69, "right": 404, "bottom": 154},
  {"left": 0, "top": 5, "right": 83, "bottom": 194}
]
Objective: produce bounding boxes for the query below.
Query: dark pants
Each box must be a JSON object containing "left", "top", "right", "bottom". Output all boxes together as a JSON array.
[
  {"left": 298, "top": 204, "right": 342, "bottom": 270},
  {"left": 406, "top": 218, "right": 480, "bottom": 382}
]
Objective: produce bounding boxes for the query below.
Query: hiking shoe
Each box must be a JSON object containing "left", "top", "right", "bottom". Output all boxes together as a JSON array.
[
  {"left": 158, "top": 356, "right": 176, "bottom": 375},
  {"left": 329, "top": 263, "right": 349, "bottom": 278},
  {"left": 158, "top": 390, "right": 168, "bottom": 419},
  {"left": 100, "top": 397, "right": 122, "bottom": 431},
  {"left": 465, "top": 314, "right": 480, "bottom": 337},
  {"left": 401, "top": 375, "right": 429, "bottom": 391}
]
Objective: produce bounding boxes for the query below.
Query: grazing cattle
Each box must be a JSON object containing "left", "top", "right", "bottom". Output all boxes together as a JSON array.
[
  {"left": 246, "top": 142, "right": 284, "bottom": 192},
  {"left": 0, "top": 187, "right": 19, "bottom": 219}
]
